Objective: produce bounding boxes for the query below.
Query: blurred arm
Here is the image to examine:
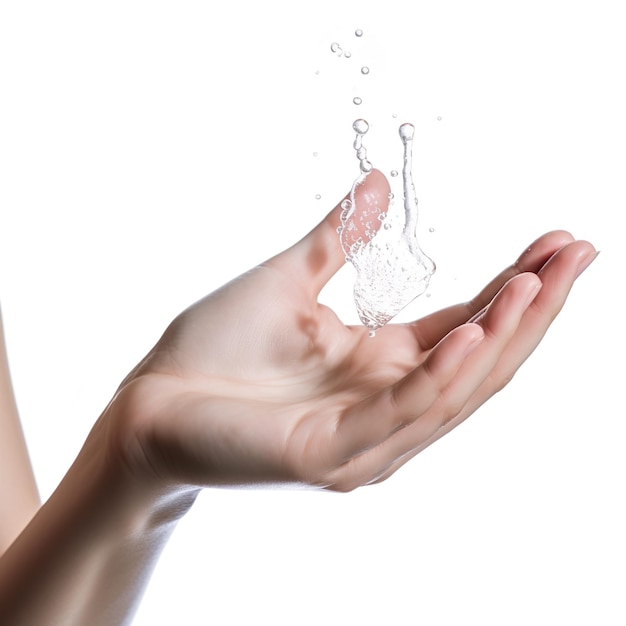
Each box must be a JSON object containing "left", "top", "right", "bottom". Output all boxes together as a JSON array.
[{"left": 0, "top": 306, "right": 40, "bottom": 554}]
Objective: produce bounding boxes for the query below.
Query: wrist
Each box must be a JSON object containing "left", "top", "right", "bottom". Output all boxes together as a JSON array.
[{"left": 87, "top": 378, "right": 201, "bottom": 533}]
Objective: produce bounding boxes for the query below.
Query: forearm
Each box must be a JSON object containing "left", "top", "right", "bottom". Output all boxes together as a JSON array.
[
  {"left": 0, "top": 307, "right": 40, "bottom": 554},
  {"left": 0, "top": 409, "right": 200, "bottom": 626}
]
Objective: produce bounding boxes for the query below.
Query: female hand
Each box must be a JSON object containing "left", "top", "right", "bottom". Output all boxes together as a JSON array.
[{"left": 108, "top": 169, "right": 597, "bottom": 492}]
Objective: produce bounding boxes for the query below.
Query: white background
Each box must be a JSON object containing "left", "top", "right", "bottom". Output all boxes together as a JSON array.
[{"left": 1, "top": 1, "right": 624, "bottom": 624}]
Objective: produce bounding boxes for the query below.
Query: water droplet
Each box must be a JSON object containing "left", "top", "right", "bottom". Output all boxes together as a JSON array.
[
  {"left": 399, "top": 123, "right": 415, "bottom": 143},
  {"left": 315, "top": 70, "right": 320, "bottom": 75},
  {"left": 368, "top": 330, "right": 376, "bottom": 338},
  {"left": 353, "top": 119, "right": 369, "bottom": 134},
  {"left": 378, "top": 212, "right": 387, "bottom": 221},
  {"left": 360, "top": 159, "right": 372, "bottom": 173},
  {"left": 388, "top": 192, "right": 394, "bottom": 200},
  {"left": 330, "top": 42, "right": 343, "bottom": 56},
  {"left": 341, "top": 199, "right": 353, "bottom": 210},
  {"left": 361, "top": 66, "right": 370, "bottom": 75},
  {"left": 392, "top": 113, "right": 397, "bottom": 118},
  {"left": 344, "top": 50, "right": 352, "bottom": 58},
  {"left": 336, "top": 226, "right": 343, "bottom": 234},
  {"left": 426, "top": 293, "right": 432, "bottom": 298},
  {"left": 383, "top": 222, "right": 392, "bottom": 230},
  {"left": 313, "top": 151, "right": 318, "bottom": 157},
  {"left": 390, "top": 170, "right": 398, "bottom": 177},
  {"left": 437, "top": 116, "right": 442, "bottom": 121},
  {"left": 315, "top": 194, "right": 321, "bottom": 199},
  {"left": 429, "top": 227, "right": 435, "bottom": 232},
  {"left": 355, "top": 29, "right": 363, "bottom": 37},
  {"left": 353, "top": 97, "right": 362, "bottom": 105}
]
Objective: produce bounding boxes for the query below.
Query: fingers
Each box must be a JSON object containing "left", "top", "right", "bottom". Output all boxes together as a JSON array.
[
  {"left": 332, "top": 322, "right": 485, "bottom": 464},
  {"left": 326, "top": 272, "right": 542, "bottom": 490},
  {"left": 268, "top": 169, "right": 391, "bottom": 298},
  {"left": 347, "top": 241, "right": 598, "bottom": 489},
  {"left": 466, "top": 239, "right": 597, "bottom": 406},
  {"left": 401, "top": 230, "right": 577, "bottom": 351}
]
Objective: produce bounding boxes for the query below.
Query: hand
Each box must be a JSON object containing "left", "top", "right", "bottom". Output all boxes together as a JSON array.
[{"left": 108, "top": 170, "right": 597, "bottom": 492}]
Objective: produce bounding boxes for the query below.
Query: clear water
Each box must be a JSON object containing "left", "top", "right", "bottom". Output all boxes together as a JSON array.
[{"left": 339, "top": 121, "right": 436, "bottom": 331}]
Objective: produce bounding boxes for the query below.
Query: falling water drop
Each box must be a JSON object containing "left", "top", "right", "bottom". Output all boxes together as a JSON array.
[
  {"left": 353, "top": 119, "right": 369, "bottom": 134},
  {"left": 399, "top": 123, "right": 415, "bottom": 142}
]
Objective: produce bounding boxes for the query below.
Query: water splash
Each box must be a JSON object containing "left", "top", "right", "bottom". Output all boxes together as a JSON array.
[{"left": 339, "top": 121, "right": 436, "bottom": 331}]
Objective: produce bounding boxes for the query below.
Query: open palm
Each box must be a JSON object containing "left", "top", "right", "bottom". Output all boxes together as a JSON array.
[{"left": 116, "top": 171, "right": 596, "bottom": 492}]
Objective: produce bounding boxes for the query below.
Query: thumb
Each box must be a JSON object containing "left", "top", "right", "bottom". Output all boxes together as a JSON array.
[{"left": 269, "top": 169, "right": 391, "bottom": 298}]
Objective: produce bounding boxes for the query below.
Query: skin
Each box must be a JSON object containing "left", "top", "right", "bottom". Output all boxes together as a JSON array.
[
  {"left": 0, "top": 170, "right": 597, "bottom": 625},
  {"left": 0, "top": 307, "right": 40, "bottom": 555}
]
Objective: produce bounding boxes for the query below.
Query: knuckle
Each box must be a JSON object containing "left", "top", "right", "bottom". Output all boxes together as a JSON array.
[{"left": 489, "top": 369, "right": 516, "bottom": 394}]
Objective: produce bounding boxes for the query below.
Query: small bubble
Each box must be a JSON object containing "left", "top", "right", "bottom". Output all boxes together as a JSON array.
[
  {"left": 313, "top": 151, "right": 318, "bottom": 157},
  {"left": 426, "top": 293, "right": 432, "bottom": 298},
  {"left": 392, "top": 113, "right": 397, "bottom": 118},
  {"left": 361, "top": 66, "right": 370, "bottom": 75},
  {"left": 353, "top": 118, "right": 369, "bottom": 134},
  {"left": 383, "top": 222, "right": 392, "bottom": 230},
  {"left": 368, "top": 330, "right": 376, "bottom": 338},
  {"left": 378, "top": 212, "right": 387, "bottom": 221},
  {"left": 315, "top": 70, "right": 320, "bottom": 75},
  {"left": 390, "top": 170, "right": 398, "bottom": 177},
  {"left": 355, "top": 29, "right": 363, "bottom": 37},
  {"left": 429, "top": 227, "right": 435, "bottom": 232},
  {"left": 344, "top": 51, "right": 352, "bottom": 58},
  {"left": 353, "top": 97, "right": 362, "bottom": 105},
  {"left": 388, "top": 192, "right": 394, "bottom": 200},
  {"left": 336, "top": 226, "right": 343, "bottom": 234},
  {"left": 341, "top": 199, "right": 353, "bottom": 210},
  {"left": 315, "top": 194, "right": 321, "bottom": 199},
  {"left": 437, "top": 116, "right": 442, "bottom": 121}
]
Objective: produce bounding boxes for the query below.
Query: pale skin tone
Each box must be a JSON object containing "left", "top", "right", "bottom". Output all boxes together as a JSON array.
[
  {"left": 0, "top": 308, "right": 40, "bottom": 554},
  {"left": 0, "top": 170, "right": 597, "bottom": 624}
]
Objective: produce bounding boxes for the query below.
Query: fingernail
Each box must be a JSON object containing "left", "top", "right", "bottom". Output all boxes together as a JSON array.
[
  {"left": 462, "top": 326, "right": 484, "bottom": 357},
  {"left": 576, "top": 250, "right": 600, "bottom": 278}
]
